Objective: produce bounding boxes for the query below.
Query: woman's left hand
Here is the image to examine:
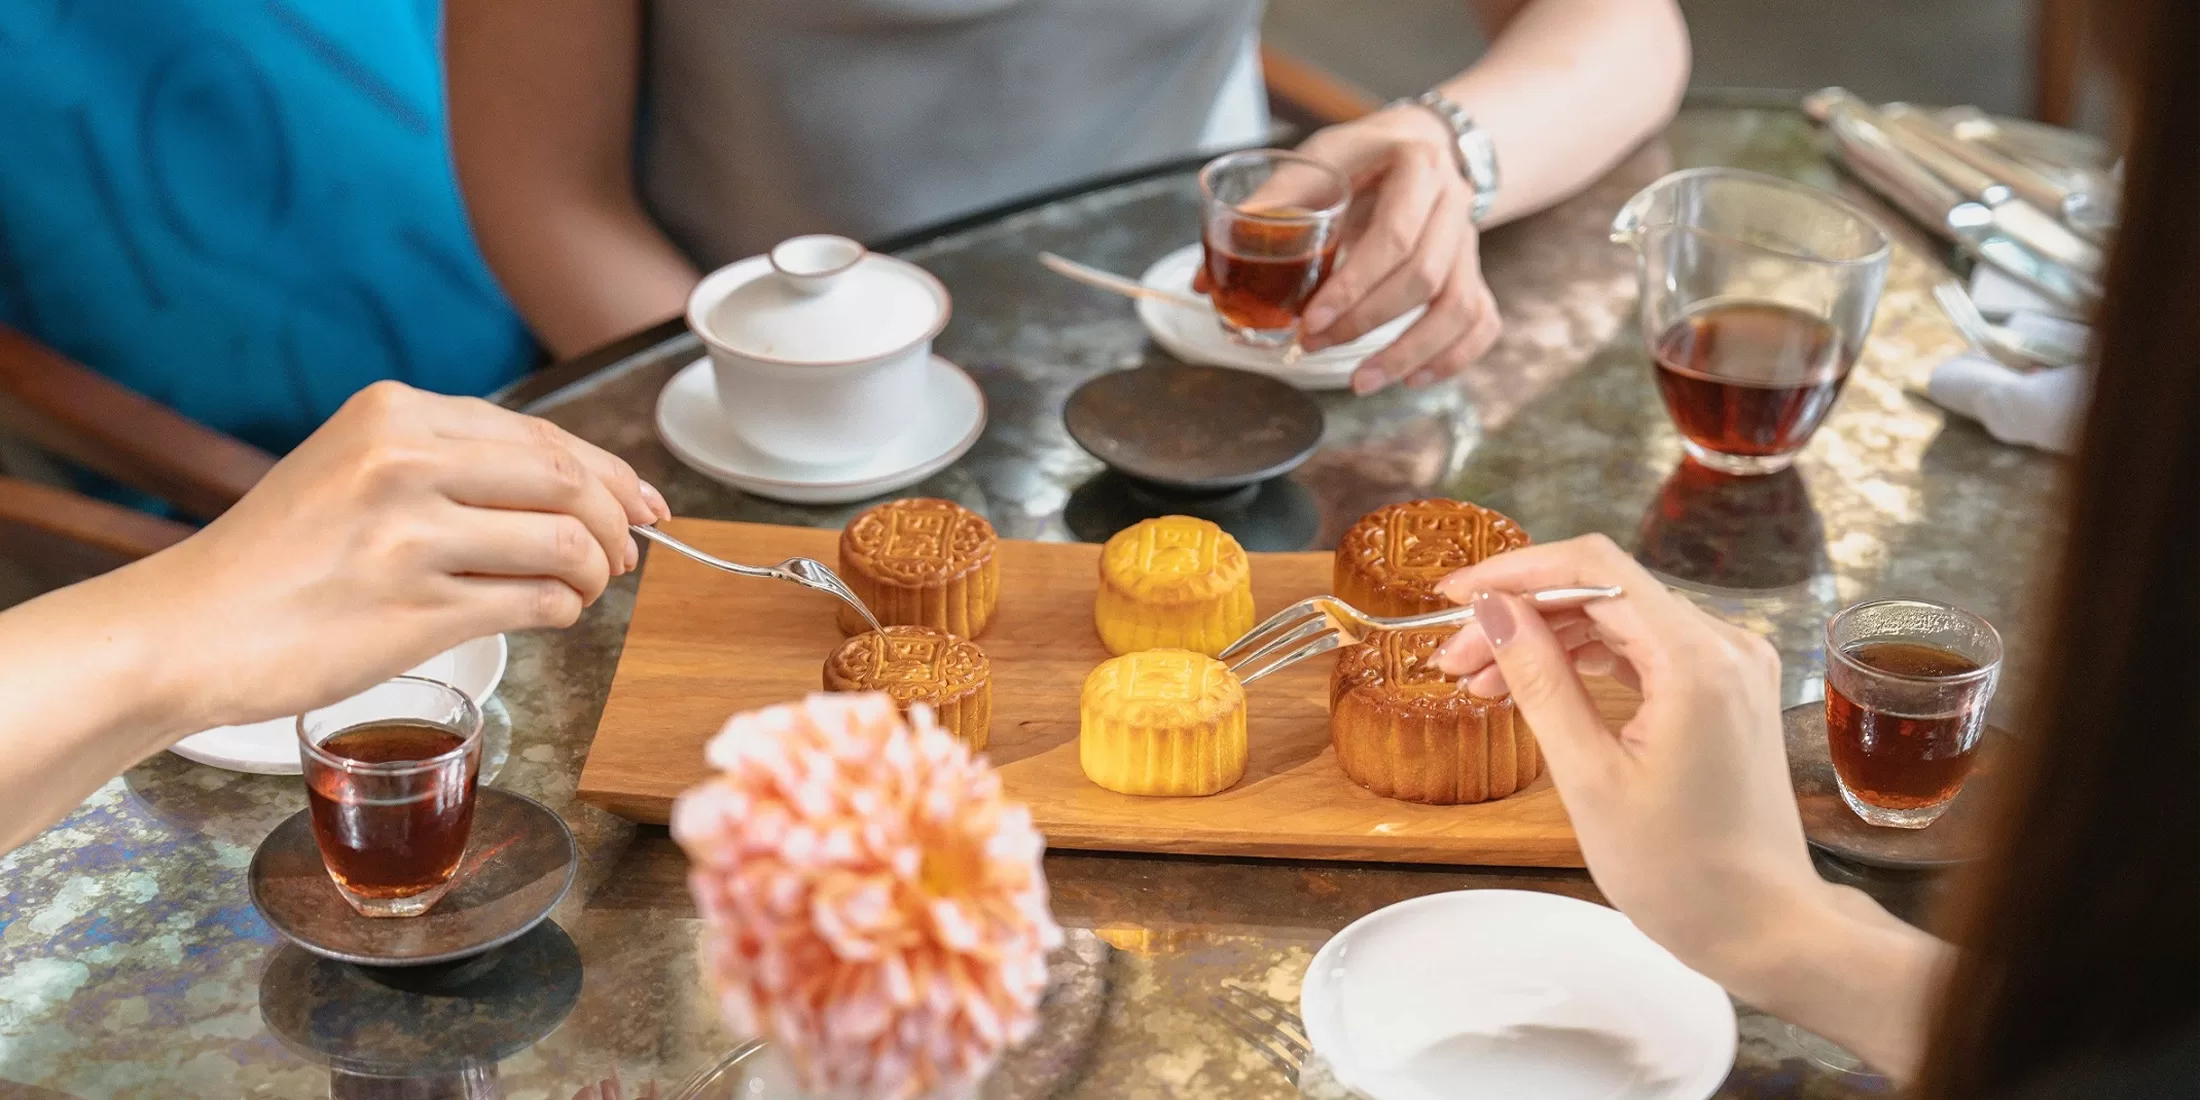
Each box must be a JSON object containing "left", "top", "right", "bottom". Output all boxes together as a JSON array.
[{"left": 1294, "top": 106, "right": 1502, "bottom": 394}]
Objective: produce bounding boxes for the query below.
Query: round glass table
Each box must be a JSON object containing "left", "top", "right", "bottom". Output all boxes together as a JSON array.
[{"left": 0, "top": 100, "right": 2058, "bottom": 1098}]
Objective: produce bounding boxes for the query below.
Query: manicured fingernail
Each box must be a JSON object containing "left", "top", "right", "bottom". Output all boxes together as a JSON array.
[
  {"left": 641, "top": 481, "right": 670, "bottom": 520},
  {"left": 1405, "top": 371, "right": 1433, "bottom": 389},
  {"left": 1437, "top": 570, "right": 1474, "bottom": 601},
  {"left": 1351, "top": 369, "right": 1386, "bottom": 396},
  {"left": 1474, "top": 590, "right": 1518, "bottom": 649},
  {"left": 1304, "top": 305, "right": 1336, "bottom": 333},
  {"left": 1433, "top": 630, "right": 1474, "bottom": 674},
  {"left": 624, "top": 535, "right": 640, "bottom": 572}
]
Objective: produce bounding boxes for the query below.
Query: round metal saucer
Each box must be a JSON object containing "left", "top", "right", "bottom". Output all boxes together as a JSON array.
[
  {"left": 1783, "top": 701, "right": 2006, "bottom": 869},
  {"left": 1063, "top": 363, "right": 1325, "bottom": 492},
  {"left": 258, "top": 920, "right": 583, "bottom": 1078},
  {"left": 249, "top": 787, "right": 578, "bottom": 967},
  {"left": 1064, "top": 470, "right": 1320, "bottom": 551}
]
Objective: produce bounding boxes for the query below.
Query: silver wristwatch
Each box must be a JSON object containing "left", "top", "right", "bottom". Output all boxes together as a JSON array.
[{"left": 1392, "top": 89, "right": 1500, "bottom": 225}]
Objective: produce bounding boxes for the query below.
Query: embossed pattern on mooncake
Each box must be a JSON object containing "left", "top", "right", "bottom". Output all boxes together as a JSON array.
[
  {"left": 1333, "top": 499, "right": 1531, "bottom": 618},
  {"left": 1328, "top": 626, "right": 1539, "bottom": 805},
  {"left": 823, "top": 626, "right": 992, "bottom": 750},
  {"left": 837, "top": 498, "right": 1000, "bottom": 637},
  {"left": 1094, "top": 516, "right": 1255, "bottom": 656},
  {"left": 1078, "top": 648, "right": 1247, "bottom": 797}
]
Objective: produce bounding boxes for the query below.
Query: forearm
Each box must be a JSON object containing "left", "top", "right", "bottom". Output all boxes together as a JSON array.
[
  {"left": 446, "top": 0, "right": 694, "bottom": 359},
  {"left": 1720, "top": 882, "right": 1951, "bottom": 1082},
  {"left": 0, "top": 559, "right": 193, "bottom": 853},
  {"left": 470, "top": 193, "right": 700, "bottom": 359},
  {"left": 1443, "top": 0, "right": 1690, "bottom": 224}
]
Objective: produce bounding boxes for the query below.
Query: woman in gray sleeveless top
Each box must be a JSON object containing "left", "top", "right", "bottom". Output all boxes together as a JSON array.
[{"left": 449, "top": 0, "right": 1688, "bottom": 394}]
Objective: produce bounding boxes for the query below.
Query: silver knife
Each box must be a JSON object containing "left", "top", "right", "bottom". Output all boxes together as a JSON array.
[
  {"left": 1932, "top": 105, "right": 2118, "bottom": 239},
  {"left": 1814, "top": 94, "right": 2098, "bottom": 307},
  {"left": 1879, "top": 106, "right": 2108, "bottom": 268}
]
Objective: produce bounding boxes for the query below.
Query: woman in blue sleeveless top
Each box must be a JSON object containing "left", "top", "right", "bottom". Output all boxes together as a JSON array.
[{"left": 0, "top": 0, "right": 535, "bottom": 456}]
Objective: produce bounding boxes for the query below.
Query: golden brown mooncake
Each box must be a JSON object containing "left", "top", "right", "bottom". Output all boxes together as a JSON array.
[
  {"left": 1094, "top": 516, "right": 1256, "bottom": 657},
  {"left": 837, "top": 498, "right": 999, "bottom": 637},
  {"left": 1333, "top": 499, "right": 1531, "bottom": 618},
  {"left": 822, "top": 626, "right": 993, "bottom": 751},
  {"left": 1328, "top": 626, "right": 1539, "bottom": 805},
  {"left": 1079, "top": 648, "right": 1247, "bottom": 797}
]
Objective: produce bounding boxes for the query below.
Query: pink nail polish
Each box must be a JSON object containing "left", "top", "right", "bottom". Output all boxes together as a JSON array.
[
  {"left": 1305, "top": 306, "right": 1336, "bottom": 332},
  {"left": 641, "top": 481, "right": 670, "bottom": 521},
  {"left": 1474, "top": 590, "right": 1519, "bottom": 648},
  {"left": 1433, "top": 631, "right": 1472, "bottom": 672}
]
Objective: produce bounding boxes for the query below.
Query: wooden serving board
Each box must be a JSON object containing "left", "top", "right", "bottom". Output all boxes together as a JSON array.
[{"left": 581, "top": 519, "right": 1638, "bottom": 867}]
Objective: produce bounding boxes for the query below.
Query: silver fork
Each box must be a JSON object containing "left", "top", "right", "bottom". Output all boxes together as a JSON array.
[
  {"left": 1222, "top": 586, "right": 1623, "bottom": 685},
  {"left": 631, "top": 524, "right": 884, "bottom": 633},
  {"left": 1210, "top": 984, "right": 1311, "bottom": 1083}
]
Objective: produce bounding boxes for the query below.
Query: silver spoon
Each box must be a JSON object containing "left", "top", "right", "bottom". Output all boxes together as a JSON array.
[{"left": 631, "top": 525, "right": 884, "bottom": 633}]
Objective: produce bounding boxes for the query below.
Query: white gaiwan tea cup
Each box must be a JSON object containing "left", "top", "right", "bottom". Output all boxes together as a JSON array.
[{"left": 688, "top": 234, "right": 950, "bottom": 467}]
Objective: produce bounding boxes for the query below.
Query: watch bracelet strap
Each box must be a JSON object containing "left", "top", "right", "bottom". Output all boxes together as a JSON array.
[{"left": 1388, "top": 90, "right": 1500, "bottom": 224}]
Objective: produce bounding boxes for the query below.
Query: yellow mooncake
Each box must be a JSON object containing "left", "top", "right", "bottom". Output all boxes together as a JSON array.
[
  {"left": 838, "top": 498, "right": 1000, "bottom": 638},
  {"left": 1078, "top": 649, "right": 1247, "bottom": 796},
  {"left": 1094, "top": 516, "right": 1255, "bottom": 657},
  {"left": 822, "top": 625, "right": 993, "bottom": 751}
]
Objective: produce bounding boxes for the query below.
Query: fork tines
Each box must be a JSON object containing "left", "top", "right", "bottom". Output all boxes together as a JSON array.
[
  {"left": 1219, "top": 597, "right": 1336, "bottom": 663},
  {"left": 1228, "top": 628, "right": 1343, "bottom": 685},
  {"left": 1209, "top": 984, "right": 1311, "bottom": 1081}
]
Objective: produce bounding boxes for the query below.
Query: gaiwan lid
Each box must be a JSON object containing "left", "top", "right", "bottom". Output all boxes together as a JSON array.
[{"left": 703, "top": 235, "right": 948, "bottom": 365}]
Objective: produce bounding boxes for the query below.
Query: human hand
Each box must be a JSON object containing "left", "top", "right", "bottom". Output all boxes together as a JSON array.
[
  {"left": 570, "top": 1069, "right": 657, "bottom": 1100},
  {"left": 1295, "top": 106, "right": 1501, "bottom": 395},
  {"left": 137, "top": 381, "right": 670, "bottom": 733},
  {"left": 1427, "top": 535, "right": 1832, "bottom": 990}
]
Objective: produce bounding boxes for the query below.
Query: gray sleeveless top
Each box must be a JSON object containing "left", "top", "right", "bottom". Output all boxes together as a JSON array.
[{"left": 640, "top": 0, "right": 1269, "bottom": 266}]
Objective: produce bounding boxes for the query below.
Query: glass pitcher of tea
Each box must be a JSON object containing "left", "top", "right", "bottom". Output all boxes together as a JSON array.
[{"left": 1612, "top": 168, "right": 1891, "bottom": 475}]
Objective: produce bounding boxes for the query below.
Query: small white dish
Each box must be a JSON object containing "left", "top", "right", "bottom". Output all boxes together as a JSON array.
[
  {"left": 1136, "top": 243, "right": 1421, "bottom": 391},
  {"left": 1301, "top": 889, "right": 1736, "bottom": 1100},
  {"left": 656, "top": 354, "right": 986, "bottom": 505},
  {"left": 169, "top": 635, "right": 509, "bottom": 775}
]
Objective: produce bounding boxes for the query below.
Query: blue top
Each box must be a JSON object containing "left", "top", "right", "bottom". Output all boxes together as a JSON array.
[{"left": 0, "top": 0, "right": 535, "bottom": 456}]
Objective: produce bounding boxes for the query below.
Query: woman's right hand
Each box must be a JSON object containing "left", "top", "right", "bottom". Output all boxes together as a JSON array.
[
  {"left": 1428, "top": 535, "right": 1835, "bottom": 996},
  {"left": 135, "top": 381, "right": 670, "bottom": 735}
]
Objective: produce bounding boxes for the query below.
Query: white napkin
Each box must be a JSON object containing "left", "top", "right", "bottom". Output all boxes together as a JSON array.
[
  {"left": 1970, "top": 264, "right": 2088, "bottom": 322},
  {"left": 1927, "top": 354, "right": 2088, "bottom": 454}
]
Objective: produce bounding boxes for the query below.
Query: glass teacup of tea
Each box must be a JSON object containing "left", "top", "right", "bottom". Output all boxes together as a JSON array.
[
  {"left": 1613, "top": 168, "right": 1891, "bottom": 475},
  {"left": 1823, "top": 598, "right": 2002, "bottom": 829},
  {"left": 1198, "top": 149, "right": 1350, "bottom": 348},
  {"left": 297, "top": 676, "right": 484, "bottom": 918}
]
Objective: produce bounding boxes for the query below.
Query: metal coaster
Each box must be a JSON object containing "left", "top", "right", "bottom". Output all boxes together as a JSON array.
[
  {"left": 250, "top": 788, "right": 578, "bottom": 967},
  {"left": 1784, "top": 701, "right": 2006, "bottom": 869},
  {"left": 1063, "top": 363, "right": 1325, "bottom": 492},
  {"left": 1064, "top": 470, "right": 1320, "bottom": 551},
  {"left": 258, "top": 920, "right": 583, "bottom": 1078}
]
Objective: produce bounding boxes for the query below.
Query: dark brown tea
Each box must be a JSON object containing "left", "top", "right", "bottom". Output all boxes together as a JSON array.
[
  {"left": 1202, "top": 209, "right": 1339, "bottom": 333},
  {"left": 1653, "top": 302, "right": 1854, "bottom": 458},
  {"left": 304, "top": 719, "right": 478, "bottom": 901},
  {"left": 1825, "top": 641, "right": 1985, "bottom": 809}
]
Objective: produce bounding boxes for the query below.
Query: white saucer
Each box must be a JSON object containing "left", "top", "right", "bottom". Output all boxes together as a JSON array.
[
  {"left": 656, "top": 354, "right": 986, "bottom": 505},
  {"left": 169, "top": 635, "right": 509, "bottom": 775},
  {"left": 1301, "top": 890, "right": 1735, "bottom": 1100},
  {"left": 1136, "top": 243, "right": 1421, "bottom": 391}
]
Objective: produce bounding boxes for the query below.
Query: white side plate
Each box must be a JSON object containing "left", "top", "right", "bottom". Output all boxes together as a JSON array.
[
  {"left": 168, "top": 634, "right": 509, "bottom": 775},
  {"left": 1136, "top": 243, "right": 1420, "bottom": 391},
  {"left": 1301, "top": 889, "right": 1736, "bottom": 1100}
]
